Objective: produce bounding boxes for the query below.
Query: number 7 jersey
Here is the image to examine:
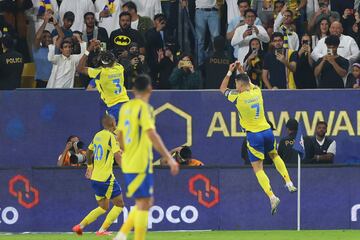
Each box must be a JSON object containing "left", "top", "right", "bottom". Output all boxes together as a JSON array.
[
  {"left": 88, "top": 64, "right": 129, "bottom": 107},
  {"left": 224, "top": 85, "right": 270, "bottom": 133},
  {"left": 117, "top": 99, "right": 156, "bottom": 174}
]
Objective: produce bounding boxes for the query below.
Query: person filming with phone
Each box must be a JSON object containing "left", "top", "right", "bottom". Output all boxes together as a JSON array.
[
  {"left": 169, "top": 53, "right": 202, "bottom": 89},
  {"left": 314, "top": 35, "right": 349, "bottom": 88}
]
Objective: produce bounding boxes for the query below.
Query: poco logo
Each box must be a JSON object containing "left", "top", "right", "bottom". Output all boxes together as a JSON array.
[
  {"left": 0, "top": 207, "right": 19, "bottom": 225},
  {"left": 119, "top": 205, "right": 199, "bottom": 229}
]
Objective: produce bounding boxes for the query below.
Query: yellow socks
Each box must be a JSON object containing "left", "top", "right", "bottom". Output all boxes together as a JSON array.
[
  {"left": 272, "top": 155, "right": 291, "bottom": 184},
  {"left": 134, "top": 210, "right": 149, "bottom": 240},
  {"left": 79, "top": 207, "right": 106, "bottom": 228},
  {"left": 255, "top": 170, "right": 274, "bottom": 198},
  {"left": 100, "top": 206, "right": 123, "bottom": 231},
  {"left": 119, "top": 206, "right": 137, "bottom": 235}
]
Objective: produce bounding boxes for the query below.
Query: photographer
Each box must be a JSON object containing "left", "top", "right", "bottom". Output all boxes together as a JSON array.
[
  {"left": 314, "top": 35, "right": 348, "bottom": 88},
  {"left": 308, "top": 0, "right": 340, "bottom": 33},
  {"left": 169, "top": 53, "right": 201, "bottom": 89},
  {"left": 57, "top": 135, "right": 87, "bottom": 166},
  {"left": 243, "top": 38, "right": 265, "bottom": 88},
  {"left": 168, "top": 146, "right": 204, "bottom": 167}
]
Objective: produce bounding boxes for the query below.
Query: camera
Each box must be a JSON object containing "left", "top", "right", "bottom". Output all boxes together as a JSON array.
[
  {"left": 275, "top": 48, "right": 283, "bottom": 55},
  {"left": 327, "top": 48, "right": 333, "bottom": 55},
  {"left": 252, "top": 48, "right": 258, "bottom": 55},
  {"left": 69, "top": 141, "right": 86, "bottom": 164},
  {"left": 179, "top": 60, "right": 192, "bottom": 68},
  {"left": 303, "top": 40, "right": 309, "bottom": 45},
  {"left": 247, "top": 25, "right": 253, "bottom": 34}
]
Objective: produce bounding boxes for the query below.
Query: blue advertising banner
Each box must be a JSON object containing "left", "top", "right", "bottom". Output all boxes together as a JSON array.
[
  {"left": 0, "top": 167, "right": 360, "bottom": 232},
  {"left": 0, "top": 90, "right": 359, "bottom": 167}
]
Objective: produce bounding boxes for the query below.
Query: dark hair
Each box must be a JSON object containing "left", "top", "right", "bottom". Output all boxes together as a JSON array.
[
  {"left": 119, "top": 11, "right": 132, "bottom": 20},
  {"left": 100, "top": 51, "right": 116, "bottom": 67},
  {"left": 66, "top": 135, "right": 79, "bottom": 142},
  {"left": 244, "top": 9, "right": 257, "bottom": 17},
  {"left": 274, "top": 0, "right": 285, "bottom": 6},
  {"left": 63, "top": 11, "right": 75, "bottom": 22},
  {"left": 84, "top": 12, "right": 95, "bottom": 19},
  {"left": 154, "top": 13, "right": 167, "bottom": 22},
  {"left": 122, "top": 1, "right": 137, "bottom": 12},
  {"left": 286, "top": 119, "right": 298, "bottom": 131},
  {"left": 272, "top": 32, "right": 284, "bottom": 41},
  {"left": 60, "top": 39, "right": 73, "bottom": 49},
  {"left": 134, "top": 74, "right": 152, "bottom": 92},
  {"left": 316, "top": 17, "right": 330, "bottom": 39},
  {"left": 1, "top": 35, "right": 14, "bottom": 49},
  {"left": 244, "top": 38, "right": 263, "bottom": 62},
  {"left": 179, "top": 146, "right": 192, "bottom": 160},
  {"left": 235, "top": 73, "right": 250, "bottom": 83},
  {"left": 43, "top": 30, "right": 51, "bottom": 35},
  {"left": 213, "top": 36, "right": 226, "bottom": 52},
  {"left": 325, "top": 35, "right": 340, "bottom": 46},
  {"left": 179, "top": 53, "right": 193, "bottom": 63},
  {"left": 237, "top": 0, "right": 250, "bottom": 5},
  {"left": 73, "top": 31, "right": 83, "bottom": 36},
  {"left": 316, "top": 121, "right": 328, "bottom": 128}
]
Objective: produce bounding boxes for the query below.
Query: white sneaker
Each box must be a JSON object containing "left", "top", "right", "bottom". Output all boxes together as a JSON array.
[
  {"left": 286, "top": 182, "right": 297, "bottom": 193},
  {"left": 270, "top": 196, "right": 280, "bottom": 215}
]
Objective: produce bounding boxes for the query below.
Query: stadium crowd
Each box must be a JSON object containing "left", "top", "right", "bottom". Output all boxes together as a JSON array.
[{"left": 0, "top": 0, "right": 360, "bottom": 90}]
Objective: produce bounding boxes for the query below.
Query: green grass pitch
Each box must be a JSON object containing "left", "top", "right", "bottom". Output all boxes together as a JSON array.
[{"left": 1, "top": 230, "right": 359, "bottom": 240}]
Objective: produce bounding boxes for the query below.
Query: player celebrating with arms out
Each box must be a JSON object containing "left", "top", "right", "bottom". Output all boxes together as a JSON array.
[
  {"left": 219, "top": 62, "right": 297, "bottom": 215},
  {"left": 78, "top": 40, "right": 129, "bottom": 123},
  {"left": 113, "top": 75, "right": 179, "bottom": 240},
  {"left": 72, "top": 114, "right": 125, "bottom": 236}
]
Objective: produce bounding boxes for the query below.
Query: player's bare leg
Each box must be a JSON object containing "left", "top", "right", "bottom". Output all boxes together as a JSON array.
[
  {"left": 114, "top": 197, "right": 154, "bottom": 240},
  {"left": 269, "top": 152, "right": 297, "bottom": 193},
  {"left": 73, "top": 198, "right": 109, "bottom": 235},
  {"left": 97, "top": 195, "right": 125, "bottom": 236},
  {"left": 251, "top": 160, "right": 280, "bottom": 215}
]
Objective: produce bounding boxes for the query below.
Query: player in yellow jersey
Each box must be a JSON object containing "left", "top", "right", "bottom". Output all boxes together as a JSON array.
[
  {"left": 113, "top": 75, "right": 179, "bottom": 240},
  {"left": 78, "top": 40, "right": 129, "bottom": 123},
  {"left": 72, "top": 114, "right": 125, "bottom": 236},
  {"left": 220, "top": 62, "right": 297, "bottom": 215}
]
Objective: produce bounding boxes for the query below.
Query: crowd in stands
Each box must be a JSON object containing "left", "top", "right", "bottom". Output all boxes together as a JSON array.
[{"left": 1, "top": 0, "right": 360, "bottom": 90}]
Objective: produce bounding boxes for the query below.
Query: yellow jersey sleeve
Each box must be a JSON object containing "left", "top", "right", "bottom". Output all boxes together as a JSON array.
[
  {"left": 140, "top": 104, "right": 155, "bottom": 131},
  {"left": 88, "top": 140, "right": 94, "bottom": 151},
  {"left": 88, "top": 67, "right": 102, "bottom": 79},
  {"left": 224, "top": 89, "right": 239, "bottom": 103},
  {"left": 111, "top": 134, "right": 121, "bottom": 153}
]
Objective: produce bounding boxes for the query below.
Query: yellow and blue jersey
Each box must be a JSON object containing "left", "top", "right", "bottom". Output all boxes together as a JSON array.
[
  {"left": 224, "top": 85, "right": 270, "bottom": 133},
  {"left": 117, "top": 99, "right": 155, "bottom": 174},
  {"left": 117, "top": 99, "right": 155, "bottom": 198},
  {"left": 88, "top": 129, "right": 121, "bottom": 182},
  {"left": 88, "top": 63, "right": 129, "bottom": 107}
]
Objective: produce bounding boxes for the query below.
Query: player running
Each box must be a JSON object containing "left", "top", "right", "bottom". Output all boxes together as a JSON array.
[
  {"left": 113, "top": 75, "right": 179, "bottom": 240},
  {"left": 219, "top": 62, "right": 297, "bottom": 215},
  {"left": 78, "top": 40, "right": 129, "bottom": 123},
  {"left": 72, "top": 114, "right": 125, "bottom": 236}
]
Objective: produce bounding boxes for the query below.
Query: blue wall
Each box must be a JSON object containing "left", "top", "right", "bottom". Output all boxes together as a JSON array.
[
  {"left": 1, "top": 167, "right": 360, "bottom": 231},
  {"left": 0, "top": 90, "right": 359, "bottom": 167}
]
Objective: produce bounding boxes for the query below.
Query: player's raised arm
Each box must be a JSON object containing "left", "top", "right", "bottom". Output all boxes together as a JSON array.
[
  {"left": 147, "top": 129, "right": 179, "bottom": 176},
  {"left": 77, "top": 39, "right": 99, "bottom": 75},
  {"left": 219, "top": 62, "right": 236, "bottom": 94}
]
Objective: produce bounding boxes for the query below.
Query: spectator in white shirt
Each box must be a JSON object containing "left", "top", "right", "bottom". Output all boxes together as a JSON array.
[
  {"left": 131, "top": 0, "right": 162, "bottom": 20},
  {"left": 47, "top": 38, "right": 86, "bottom": 88},
  {"left": 122, "top": 1, "right": 154, "bottom": 38},
  {"left": 311, "top": 21, "right": 360, "bottom": 64},
  {"left": 59, "top": 0, "right": 95, "bottom": 32},
  {"left": 227, "top": 0, "right": 262, "bottom": 59},
  {"left": 231, "top": 9, "right": 269, "bottom": 64},
  {"left": 274, "top": 5, "right": 299, "bottom": 51},
  {"left": 94, "top": 0, "right": 123, "bottom": 36}
]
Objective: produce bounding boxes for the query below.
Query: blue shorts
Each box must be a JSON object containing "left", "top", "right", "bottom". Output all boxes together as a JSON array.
[
  {"left": 247, "top": 128, "right": 277, "bottom": 162},
  {"left": 106, "top": 102, "right": 126, "bottom": 124},
  {"left": 91, "top": 175, "right": 122, "bottom": 201},
  {"left": 124, "top": 173, "right": 154, "bottom": 199}
]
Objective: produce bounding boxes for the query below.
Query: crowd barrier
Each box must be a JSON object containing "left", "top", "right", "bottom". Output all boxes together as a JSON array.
[
  {"left": 1, "top": 166, "right": 360, "bottom": 232},
  {"left": 0, "top": 89, "right": 359, "bottom": 167}
]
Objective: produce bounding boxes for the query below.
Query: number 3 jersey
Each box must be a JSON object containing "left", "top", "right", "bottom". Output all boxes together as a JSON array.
[
  {"left": 224, "top": 85, "right": 270, "bottom": 133},
  {"left": 88, "top": 64, "right": 129, "bottom": 107},
  {"left": 117, "top": 99, "right": 155, "bottom": 174},
  {"left": 88, "top": 130, "right": 121, "bottom": 182}
]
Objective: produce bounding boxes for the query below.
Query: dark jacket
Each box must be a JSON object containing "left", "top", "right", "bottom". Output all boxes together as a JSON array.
[
  {"left": 169, "top": 68, "right": 201, "bottom": 89},
  {"left": 0, "top": 49, "right": 24, "bottom": 90},
  {"left": 138, "top": 15, "right": 154, "bottom": 39}
]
